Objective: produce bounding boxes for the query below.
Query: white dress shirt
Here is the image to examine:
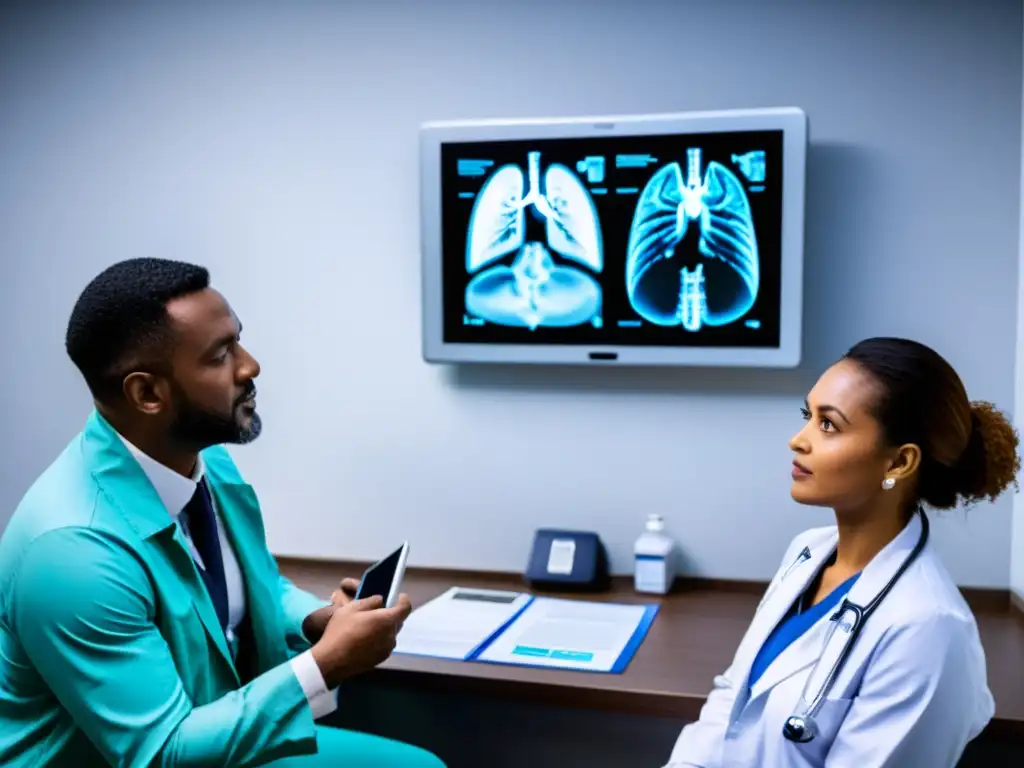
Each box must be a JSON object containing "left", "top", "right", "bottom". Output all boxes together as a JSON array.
[{"left": 119, "top": 437, "right": 337, "bottom": 719}]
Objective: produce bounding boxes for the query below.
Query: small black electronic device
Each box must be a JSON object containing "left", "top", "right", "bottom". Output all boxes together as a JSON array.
[
  {"left": 354, "top": 542, "right": 410, "bottom": 608},
  {"left": 524, "top": 529, "right": 610, "bottom": 592}
]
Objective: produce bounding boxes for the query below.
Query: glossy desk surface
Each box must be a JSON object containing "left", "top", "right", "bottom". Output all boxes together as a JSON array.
[{"left": 278, "top": 558, "right": 1024, "bottom": 742}]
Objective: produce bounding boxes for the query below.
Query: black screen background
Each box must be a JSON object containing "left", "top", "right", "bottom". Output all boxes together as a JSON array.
[
  {"left": 439, "top": 129, "right": 784, "bottom": 348},
  {"left": 357, "top": 546, "right": 404, "bottom": 601}
]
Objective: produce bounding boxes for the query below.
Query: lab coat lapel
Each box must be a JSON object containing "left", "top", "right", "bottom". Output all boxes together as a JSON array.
[
  {"left": 840, "top": 511, "right": 923, "bottom": 626},
  {"left": 82, "top": 411, "right": 239, "bottom": 683},
  {"left": 747, "top": 608, "right": 830, "bottom": 702},
  {"left": 82, "top": 410, "right": 177, "bottom": 540},
  {"left": 205, "top": 475, "right": 290, "bottom": 672},
  {"left": 158, "top": 524, "right": 241, "bottom": 686},
  {"left": 746, "top": 513, "right": 925, "bottom": 705},
  {"left": 728, "top": 538, "right": 835, "bottom": 720},
  {"left": 791, "top": 517, "right": 925, "bottom": 713}
]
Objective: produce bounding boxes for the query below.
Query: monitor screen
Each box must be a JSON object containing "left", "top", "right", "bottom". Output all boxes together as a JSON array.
[
  {"left": 441, "top": 131, "right": 782, "bottom": 347},
  {"left": 419, "top": 108, "right": 807, "bottom": 367}
]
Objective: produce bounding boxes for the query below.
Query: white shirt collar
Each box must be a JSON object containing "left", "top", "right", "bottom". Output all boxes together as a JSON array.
[{"left": 118, "top": 434, "right": 206, "bottom": 520}]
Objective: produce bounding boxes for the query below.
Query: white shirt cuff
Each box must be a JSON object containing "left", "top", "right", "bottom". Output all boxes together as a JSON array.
[{"left": 290, "top": 650, "right": 339, "bottom": 720}]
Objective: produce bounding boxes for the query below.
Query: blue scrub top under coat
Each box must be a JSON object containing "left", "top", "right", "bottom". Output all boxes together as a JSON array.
[{"left": 748, "top": 571, "right": 861, "bottom": 690}]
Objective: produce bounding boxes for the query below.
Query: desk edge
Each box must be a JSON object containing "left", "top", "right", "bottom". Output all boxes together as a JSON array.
[
  {"left": 276, "top": 555, "right": 1024, "bottom": 742},
  {"left": 274, "top": 554, "right": 1015, "bottom": 613}
]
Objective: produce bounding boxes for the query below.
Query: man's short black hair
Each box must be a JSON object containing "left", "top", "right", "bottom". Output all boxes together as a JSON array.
[{"left": 65, "top": 257, "right": 210, "bottom": 402}]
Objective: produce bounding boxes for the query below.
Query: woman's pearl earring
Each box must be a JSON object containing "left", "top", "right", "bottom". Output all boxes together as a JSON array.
[{"left": 882, "top": 477, "right": 896, "bottom": 490}]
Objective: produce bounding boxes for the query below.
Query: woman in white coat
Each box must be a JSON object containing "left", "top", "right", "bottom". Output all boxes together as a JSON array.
[{"left": 664, "top": 337, "right": 1021, "bottom": 768}]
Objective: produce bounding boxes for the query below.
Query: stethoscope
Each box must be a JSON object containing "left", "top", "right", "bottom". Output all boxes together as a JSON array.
[{"left": 781, "top": 509, "right": 930, "bottom": 744}]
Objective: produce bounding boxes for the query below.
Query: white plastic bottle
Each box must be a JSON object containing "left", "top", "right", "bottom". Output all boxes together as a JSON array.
[{"left": 633, "top": 513, "right": 677, "bottom": 594}]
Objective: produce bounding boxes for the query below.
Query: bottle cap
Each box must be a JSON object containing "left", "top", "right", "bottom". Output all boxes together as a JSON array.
[{"left": 646, "top": 513, "right": 665, "bottom": 532}]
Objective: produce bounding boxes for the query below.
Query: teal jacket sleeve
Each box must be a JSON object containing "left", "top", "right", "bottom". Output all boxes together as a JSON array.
[
  {"left": 278, "top": 574, "right": 330, "bottom": 652},
  {"left": 11, "top": 527, "right": 320, "bottom": 768}
]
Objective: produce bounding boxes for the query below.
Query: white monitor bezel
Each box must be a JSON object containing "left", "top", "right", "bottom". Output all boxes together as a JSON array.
[{"left": 419, "top": 107, "right": 808, "bottom": 368}]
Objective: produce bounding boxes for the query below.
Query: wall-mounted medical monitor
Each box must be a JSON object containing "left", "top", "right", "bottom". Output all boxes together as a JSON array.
[{"left": 419, "top": 107, "right": 808, "bottom": 368}]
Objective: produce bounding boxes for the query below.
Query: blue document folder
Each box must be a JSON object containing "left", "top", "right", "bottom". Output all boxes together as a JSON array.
[{"left": 394, "top": 587, "right": 659, "bottom": 674}]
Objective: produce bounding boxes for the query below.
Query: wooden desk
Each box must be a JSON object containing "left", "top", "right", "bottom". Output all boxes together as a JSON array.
[{"left": 278, "top": 558, "right": 1024, "bottom": 744}]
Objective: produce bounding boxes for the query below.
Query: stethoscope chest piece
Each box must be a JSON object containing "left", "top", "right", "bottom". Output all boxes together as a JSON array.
[{"left": 782, "top": 715, "right": 817, "bottom": 743}]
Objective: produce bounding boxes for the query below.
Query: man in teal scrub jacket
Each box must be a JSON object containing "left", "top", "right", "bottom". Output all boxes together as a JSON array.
[{"left": 0, "top": 258, "right": 446, "bottom": 767}]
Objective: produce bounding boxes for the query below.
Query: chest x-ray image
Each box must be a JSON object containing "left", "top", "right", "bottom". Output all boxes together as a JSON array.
[
  {"left": 626, "top": 147, "right": 762, "bottom": 332},
  {"left": 438, "top": 131, "right": 782, "bottom": 350},
  {"left": 464, "top": 150, "right": 604, "bottom": 331}
]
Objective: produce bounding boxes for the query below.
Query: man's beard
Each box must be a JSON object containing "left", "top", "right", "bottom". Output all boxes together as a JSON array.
[{"left": 168, "top": 382, "right": 262, "bottom": 448}]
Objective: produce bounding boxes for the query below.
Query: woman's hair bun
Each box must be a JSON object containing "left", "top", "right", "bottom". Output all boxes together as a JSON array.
[
  {"left": 943, "top": 400, "right": 1022, "bottom": 508},
  {"left": 843, "top": 337, "right": 1022, "bottom": 511}
]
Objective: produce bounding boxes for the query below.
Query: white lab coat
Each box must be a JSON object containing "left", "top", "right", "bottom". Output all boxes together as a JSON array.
[{"left": 664, "top": 512, "right": 994, "bottom": 768}]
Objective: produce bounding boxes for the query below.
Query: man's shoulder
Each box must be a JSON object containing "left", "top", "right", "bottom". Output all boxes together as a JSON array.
[
  {"left": 2, "top": 434, "right": 136, "bottom": 571},
  {"left": 5, "top": 438, "right": 100, "bottom": 538},
  {"left": 1, "top": 439, "right": 147, "bottom": 611}
]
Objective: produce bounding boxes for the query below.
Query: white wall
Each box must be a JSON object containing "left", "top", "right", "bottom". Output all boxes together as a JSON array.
[
  {"left": 1, "top": 0, "right": 1022, "bottom": 587},
  {"left": 1014, "top": 8, "right": 1024, "bottom": 603}
]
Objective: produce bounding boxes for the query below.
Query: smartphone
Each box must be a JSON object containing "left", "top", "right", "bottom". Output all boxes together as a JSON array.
[{"left": 354, "top": 542, "right": 410, "bottom": 609}]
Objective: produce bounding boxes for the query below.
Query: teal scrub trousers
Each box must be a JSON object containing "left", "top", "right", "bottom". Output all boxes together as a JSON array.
[{"left": 269, "top": 725, "right": 446, "bottom": 767}]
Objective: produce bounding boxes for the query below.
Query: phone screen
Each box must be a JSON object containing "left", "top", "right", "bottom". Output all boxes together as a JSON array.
[{"left": 355, "top": 545, "right": 405, "bottom": 602}]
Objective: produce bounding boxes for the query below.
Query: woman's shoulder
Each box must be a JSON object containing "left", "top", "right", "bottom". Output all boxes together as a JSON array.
[{"left": 892, "top": 544, "right": 977, "bottom": 625}]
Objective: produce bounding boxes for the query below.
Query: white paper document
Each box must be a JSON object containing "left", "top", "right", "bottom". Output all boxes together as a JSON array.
[
  {"left": 475, "top": 597, "right": 657, "bottom": 673},
  {"left": 394, "top": 587, "right": 532, "bottom": 660}
]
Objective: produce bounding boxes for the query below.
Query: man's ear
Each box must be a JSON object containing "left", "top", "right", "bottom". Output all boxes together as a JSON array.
[{"left": 122, "top": 372, "right": 171, "bottom": 416}]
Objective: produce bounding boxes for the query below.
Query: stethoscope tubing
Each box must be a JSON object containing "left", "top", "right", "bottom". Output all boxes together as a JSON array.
[{"left": 782, "top": 509, "right": 930, "bottom": 743}]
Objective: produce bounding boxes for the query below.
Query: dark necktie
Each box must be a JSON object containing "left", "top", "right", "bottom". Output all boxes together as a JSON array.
[{"left": 183, "top": 479, "right": 230, "bottom": 634}]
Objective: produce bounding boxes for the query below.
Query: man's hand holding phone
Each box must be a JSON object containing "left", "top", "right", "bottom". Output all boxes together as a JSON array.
[
  {"left": 300, "top": 577, "right": 365, "bottom": 643},
  {"left": 330, "top": 577, "right": 360, "bottom": 606},
  {"left": 310, "top": 593, "right": 413, "bottom": 688}
]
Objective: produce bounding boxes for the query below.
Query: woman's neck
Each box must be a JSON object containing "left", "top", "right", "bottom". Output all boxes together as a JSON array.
[{"left": 832, "top": 504, "right": 910, "bottom": 573}]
